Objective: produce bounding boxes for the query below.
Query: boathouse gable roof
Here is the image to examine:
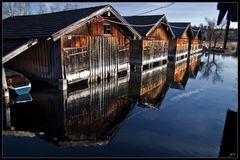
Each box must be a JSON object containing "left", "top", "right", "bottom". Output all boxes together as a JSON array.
[
  {"left": 192, "top": 27, "right": 203, "bottom": 40},
  {"left": 169, "top": 22, "right": 194, "bottom": 39},
  {"left": 124, "top": 15, "right": 175, "bottom": 38},
  {"left": 3, "top": 5, "right": 141, "bottom": 41}
]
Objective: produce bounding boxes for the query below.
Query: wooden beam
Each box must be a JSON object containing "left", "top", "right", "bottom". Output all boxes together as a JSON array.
[
  {"left": 2, "top": 66, "right": 9, "bottom": 99},
  {"left": 2, "top": 38, "right": 38, "bottom": 64},
  {"left": 223, "top": 19, "right": 230, "bottom": 49}
]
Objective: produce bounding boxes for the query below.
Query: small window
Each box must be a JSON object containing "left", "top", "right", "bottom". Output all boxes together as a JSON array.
[{"left": 104, "top": 24, "right": 111, "bottom": 35}]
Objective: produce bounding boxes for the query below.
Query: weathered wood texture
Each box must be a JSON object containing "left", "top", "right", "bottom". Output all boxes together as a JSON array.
[
  {"left": 168, "top": 32, "right": 191, "bottom": 61},
  {"left": 176, "top": 38, "right": 189, "bottom": 54},
  {"left": 148, "top": 25, "right": 169, "bottom": 40},
  {"left": 2, "top": 67, "right": 9, "bottom": 98},
  {"left": 191, "top": 38, "right": 203, "bottom": 53},
  {"left": 60, "top": 15, "right": 131, "bottom": 84},
  {"left": 70, "top": 16, "right": 126, "bottom": 37},
  {"left": 62, "top": 35, "right": 130, "bottom": 83},
  {"left": 142, "top": 39, "right": 168, "bottom": 64},
  {"left": 5, "top": 15, "right": 132, "bottom": 87},
  {"left": 130, "top": 26, "right": 170, "bottom": 67}
]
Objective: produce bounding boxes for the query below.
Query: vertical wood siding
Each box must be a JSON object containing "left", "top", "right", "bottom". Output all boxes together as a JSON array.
[
  {"left": 5, "top": 38, "right": 53, "bottom": 83},
  {"left": 62, "top": 35, "right": 130, "bottom": 84}
]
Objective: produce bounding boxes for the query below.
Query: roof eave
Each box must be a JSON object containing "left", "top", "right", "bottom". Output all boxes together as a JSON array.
[
  {"left": 2, "top": 38, "right": 38, "bottom": 64},
  {"left": 107, "top": 6, "right": 141, "bottom": 39},
  {"left": 162, "top": 16, "right": 175, "bottom": 39},
  {"left": 51, "top": 5, "right": 109, "bottom": 41},
  {"left": 51, "top": 5, "right": 141, "bottom": 41},
  {"left": 182, "top": 24, "right": 194, "bottom": 39},
  {"left": 145, "top": 16, "right": 164, "bottom": 37}
]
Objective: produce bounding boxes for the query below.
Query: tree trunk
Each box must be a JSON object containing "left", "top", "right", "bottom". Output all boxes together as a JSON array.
[{"left": 214, "top": 38, "right": 217, "bottom": 48}]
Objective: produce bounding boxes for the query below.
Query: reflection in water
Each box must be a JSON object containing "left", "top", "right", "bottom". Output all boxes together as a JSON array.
[
  {"left": 3, "top": 53, "right": 238, "bottom": 157},
  {"left": 199, "top": 52, "right": 224, "bottom": 83},
  {"left": 3, "top": 77, "right": 134, "bottom": 147},
  {"left": 10, "top": 93, "right": 33, "bottom": 104},
  {"left": 129, "top": 64, "right": 169, "bottom": 110},
  {"left": 3, "top": 63, "right": 173, "bottom": 148},
  {"left": 3, "top": 57, "right": 193, "bottom": 148},
  {"left": 189, "top": 54, "right": 201, "bottom": 79},
  {"left": 167, "top": 58, "right": 190, "bottom": 90}
]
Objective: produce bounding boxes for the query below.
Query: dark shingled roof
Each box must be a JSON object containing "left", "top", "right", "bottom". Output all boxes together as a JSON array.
[
  {"left": 169, "top": 22, "right": 190, "bottom": 38},
  {"left": 124, "top": 15, "right": 164, "bottom": 37},
  {"left": 3, "top": 38, "right": 33, "bottom": 57},
  {"left": 192, "top": 27, "right": 200, "bottom": 38},
  {"left": 3, "top": 5, "right": 108, "bottom": 39}
]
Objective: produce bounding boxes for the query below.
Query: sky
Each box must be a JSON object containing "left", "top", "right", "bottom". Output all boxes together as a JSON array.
[{"left": 29, "top": 2, "right": 237, "bottom": 28}]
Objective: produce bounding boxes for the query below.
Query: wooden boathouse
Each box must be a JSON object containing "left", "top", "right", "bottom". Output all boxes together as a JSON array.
[
  {"left": 3, "top": 5, "right": 141, "bottom": 91},
  {"left": 168, "top": 22, "right": 194, "bottom": 62},
  {"left": 124, "top": 15, "right": 175, "bottom": 71},
  {"left": 190, "top": 27, "right": 203, "bottom": 56}
]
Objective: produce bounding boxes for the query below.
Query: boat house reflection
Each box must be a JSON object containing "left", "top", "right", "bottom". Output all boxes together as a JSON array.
[
  {"left": 167, "top": 58, "right": 190, "bottom": 90},
  {"left": 189, "top": 54, "right": 201, "bottom": 79},
  {"left": 3, "top": 76, "right": 134, "bottom": 147},
  {"left": 129, "top": 64, "right": 169, "bottom": 110}
]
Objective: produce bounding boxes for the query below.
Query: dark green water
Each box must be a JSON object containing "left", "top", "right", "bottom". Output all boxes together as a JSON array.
[{"left": 2, "top": 53, "right": 238, "bottom": 157}]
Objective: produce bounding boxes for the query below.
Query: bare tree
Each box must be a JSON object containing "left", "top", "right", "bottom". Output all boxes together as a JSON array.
[
  {"left": 204, "top": 17, "right": 216, "bottom": 48},
  {"left": 199, "top": 53, "right": 223, "bottom": 83},
  {"left": 64, "top": 3, "right": 74, "bottom": 11},
  {"left": 50, "top": 4, "right": 61, "bottom": 13},
  {"left": 14, "top": 2, "right": 31, "bottom": 16},
  {"left": 213, "top": 21, "right": 226, "bottom": 48},
  {"left": 204, "top": 17, "right": 227, "bottom": 49},
  {"left": 2, "top": 2, "right": 15, "bottom": 19},
  {"left": 38, "top": 3, "right": 48, "bottom": 14}
]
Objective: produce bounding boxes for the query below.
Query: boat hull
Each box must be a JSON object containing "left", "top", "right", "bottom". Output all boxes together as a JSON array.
[{"left": 9, "top": 84, "right": 31, "bottom": 95}]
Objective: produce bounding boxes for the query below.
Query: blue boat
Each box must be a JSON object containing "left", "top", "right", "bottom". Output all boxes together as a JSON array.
[{"left": 5, "top": 68, "right": 31, "bottom": 95}]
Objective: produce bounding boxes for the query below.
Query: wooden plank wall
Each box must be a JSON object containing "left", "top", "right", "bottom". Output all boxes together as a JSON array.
[
  {"left": 62, "top": 35, "right": 130, "bottom": 84},
  {"left": 191, "top": 38, "right": 203, "bottom": 51},
  {"left": 130, "top": 25, "right": 170, "bottom": 67},
  {"left": 176, "top": 38, "right": 189, "bottom": 54},
  {"left": 142, "top": 39, "right": 168, "bottom": 61},
  {"left": 5, "top": 38, "right": 53, "bottom": 83}
]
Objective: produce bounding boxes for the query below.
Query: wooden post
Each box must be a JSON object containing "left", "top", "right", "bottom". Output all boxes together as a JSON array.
[
  {"left": 2, "top": 66, "right": 9, "bottom": 102},
  {"left": 223, "top": 19, "right": 230, "bottom": 49},
  {"left": 58, "top": 79, "right": 68, "bottom": 90}
]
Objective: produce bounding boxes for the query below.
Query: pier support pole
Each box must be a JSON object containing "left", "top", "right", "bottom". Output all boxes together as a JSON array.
[
  {"left": 223, "top": 19, "right": 230, "bottom": 50},
  {"left": 58, "top": 79, "right": 68, "bottom": 90},
  {"left": 2, "top": 66, "right": 9, "bottom": 103}
]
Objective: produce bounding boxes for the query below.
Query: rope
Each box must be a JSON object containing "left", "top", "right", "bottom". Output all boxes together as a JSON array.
[{"left": 132, "top": 2, "right": 175, "bottom": 16}]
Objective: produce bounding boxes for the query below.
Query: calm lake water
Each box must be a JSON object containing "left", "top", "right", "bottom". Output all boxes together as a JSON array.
[{"left": 3, "top": 53, "right": 238, "bottom": 157}]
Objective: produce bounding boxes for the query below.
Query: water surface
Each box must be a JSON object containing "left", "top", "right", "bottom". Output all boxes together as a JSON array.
[{"left": 3, "top": 53, "right": 238, "bottom": 157}]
